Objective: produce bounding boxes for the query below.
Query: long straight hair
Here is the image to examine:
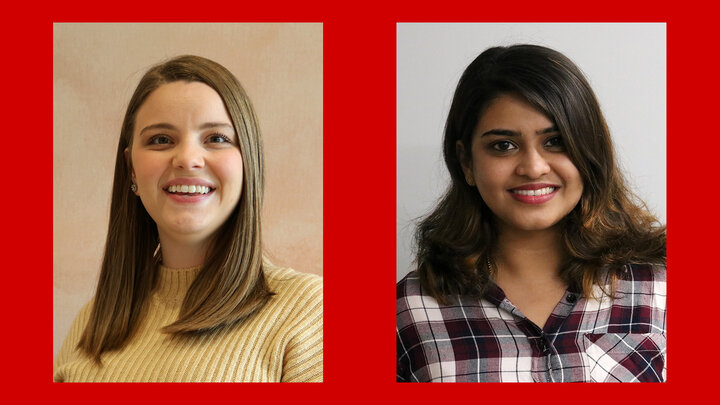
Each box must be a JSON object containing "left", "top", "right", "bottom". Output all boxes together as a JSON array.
[
  {"left": 415, "top": 45, "right": 666, "bottom": 304},
  {"left": 77, "top": 55, "right": 272, "bottom": 362}
]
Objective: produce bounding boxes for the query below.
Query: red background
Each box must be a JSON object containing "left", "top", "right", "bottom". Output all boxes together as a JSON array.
[{"left": 6, "top": 0, "right": 709, "bottom": 401}]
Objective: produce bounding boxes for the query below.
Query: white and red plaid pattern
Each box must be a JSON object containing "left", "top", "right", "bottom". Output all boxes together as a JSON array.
[{"left": 397, "top": 264, "right": 666, "bottom": 382}]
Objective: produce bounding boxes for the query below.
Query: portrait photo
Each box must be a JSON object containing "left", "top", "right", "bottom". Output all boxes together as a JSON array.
[
  {"left": 396, "top": 23, "right": 666, "bottom": 382},
  {"left": 53, "top": 23, "right": 323, "bottom": 382}
]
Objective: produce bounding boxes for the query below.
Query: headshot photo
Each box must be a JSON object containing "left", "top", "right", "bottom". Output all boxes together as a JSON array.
[
  {"left": 53, "top": 23, "right": 323, "bottom": 382},
  {"left": 396, "top": 23, "right": 666, "bottom": 383}
]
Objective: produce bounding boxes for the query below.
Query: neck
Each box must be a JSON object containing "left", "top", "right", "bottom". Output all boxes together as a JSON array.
[
  {"left": 158, "top": 232, "right": 211, "bottom": 269},
  {"left": 493, "top": 223, "right": 566, "bottom": 285}
]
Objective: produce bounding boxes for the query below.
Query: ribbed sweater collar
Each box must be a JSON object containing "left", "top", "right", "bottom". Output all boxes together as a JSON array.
[{"left": 155, "top": 264, "right": 202, "bottom": 303}]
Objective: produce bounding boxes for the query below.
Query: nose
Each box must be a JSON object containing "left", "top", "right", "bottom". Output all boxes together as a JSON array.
[
  {"left": 515, "top": 148, "right": 550, "bottom": 179},
  {"left": 172, "top": 140, "right": 205, "bottom": 170}
]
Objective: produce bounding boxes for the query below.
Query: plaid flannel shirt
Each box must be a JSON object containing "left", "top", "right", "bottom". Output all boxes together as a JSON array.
[{"left": 397, "top": 264, "right": 666, "bottom": 382}]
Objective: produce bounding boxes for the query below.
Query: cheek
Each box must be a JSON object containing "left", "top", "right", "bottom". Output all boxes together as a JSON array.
[
  {"left": 131, "top": 150, "right": 164, "bottom": 184},
  {"left": 554, "top": 159, "right": 584, "bottom": 206},
  {"left": 556, "top": 159, "right": 583, "bottom": 189},
  {"left": 214, "top": 151, "right": 244, "bottom": 193},
  {"left": 473, "top": 156, "right": 509, "bottom": 190}
]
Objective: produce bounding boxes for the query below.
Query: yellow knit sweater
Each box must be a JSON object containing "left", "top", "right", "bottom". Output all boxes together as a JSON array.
[{"left": 53, "top": 263, "right": 323, "bottom": 382}]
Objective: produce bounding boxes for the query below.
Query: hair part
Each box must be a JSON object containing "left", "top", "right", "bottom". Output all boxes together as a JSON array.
[
  {"left": 77, "top": 55, "right": 273, "bottom": 363},
  {"left": 415, "top": 45, "right": 666, "bottom": 305}
]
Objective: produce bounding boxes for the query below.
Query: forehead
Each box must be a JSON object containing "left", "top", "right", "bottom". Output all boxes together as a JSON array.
[
  {"left": 476, "top": 94, "right": 553, "bottom": 131},
  {"left": 134, "top": 81, "right": 232, "bottom": 128}
]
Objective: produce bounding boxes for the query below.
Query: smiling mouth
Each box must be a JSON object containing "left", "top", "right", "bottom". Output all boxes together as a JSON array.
[
  {"left": 510, "top": 186, "right": 558, "bottom": 196},
  {"left": 164, "top": 185, "right": 215, "bottom": 196}
]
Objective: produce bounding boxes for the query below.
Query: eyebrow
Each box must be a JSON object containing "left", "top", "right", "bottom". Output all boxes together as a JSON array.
[
  {"left": 139, "top": 122, "right": 234, "bottom": 135},
  {"left": 480, "top": 126, "right": 558, "bottom": 137}
]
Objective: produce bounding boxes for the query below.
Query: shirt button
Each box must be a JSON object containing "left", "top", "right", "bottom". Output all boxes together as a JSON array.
[
  {"left": 566, "top": 294, "right": 577, "bottom": 303},
  {"left": 538, "top": 335, "right": 550, "bottom": 353}
]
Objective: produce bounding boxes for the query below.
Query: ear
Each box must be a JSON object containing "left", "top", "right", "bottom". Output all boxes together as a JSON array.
[{"left": 456, "top": 140, "right": 474, "bottom": 182}]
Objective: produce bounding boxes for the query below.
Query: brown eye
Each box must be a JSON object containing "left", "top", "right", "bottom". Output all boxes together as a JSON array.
[
  {"left": 544, "top": 136, "right": 564, "bottom": 149},
  {"left": 491, "top": 140, "right": 517, "bottom": 152}
]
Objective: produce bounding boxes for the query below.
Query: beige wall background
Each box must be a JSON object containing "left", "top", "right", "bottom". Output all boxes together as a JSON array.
[{"left": 53, "top": 23, "right": 323, "bottom": 357}]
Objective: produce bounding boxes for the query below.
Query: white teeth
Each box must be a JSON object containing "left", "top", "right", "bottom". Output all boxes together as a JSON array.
[
  {"left": 513, "top": 187, "right": 555, "bottom": 196},
  {"left": 167, "top": 185, "right": 211, "bottom": 194}
]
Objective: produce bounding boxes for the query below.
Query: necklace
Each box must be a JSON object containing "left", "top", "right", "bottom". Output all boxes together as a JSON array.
[{"left": 486, "top": 255, "right": 497, "bottom": 278}]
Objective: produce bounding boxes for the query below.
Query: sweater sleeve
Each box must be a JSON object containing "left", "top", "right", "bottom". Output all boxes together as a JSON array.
[
  {"left": 280, "top": 273, "right": 323, "bottom": 382},
  {"left": 53, "top": 299, "right": 93, "bottom": 382}
]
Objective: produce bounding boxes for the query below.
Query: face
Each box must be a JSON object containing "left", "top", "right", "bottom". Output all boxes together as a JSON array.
[
  {"left": 459, "top": 93, "right": 583, "bottom": 234},
  {"left": 129, "top": 81, "right": 243, "bottom": 245}
]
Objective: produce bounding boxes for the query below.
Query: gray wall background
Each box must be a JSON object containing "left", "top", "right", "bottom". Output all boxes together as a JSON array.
[{"left": 397, "top": 23, "right": 666, "bottom": 281}]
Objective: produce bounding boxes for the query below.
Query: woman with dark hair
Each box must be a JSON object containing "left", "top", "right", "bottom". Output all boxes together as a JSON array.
[
  {"left": 396, "top": 45, "right": 666, "bottom": 383},
  {"left": 54, "top": 55, "right": 322, "bottom": 382}
]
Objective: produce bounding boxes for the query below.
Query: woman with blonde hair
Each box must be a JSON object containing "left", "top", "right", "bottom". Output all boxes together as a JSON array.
[
  {"left": 397, "top": 45, "right": 666, "bottom": 383},
  {"left": 54, "top": 55, "right": 322, "bottom": 382}
]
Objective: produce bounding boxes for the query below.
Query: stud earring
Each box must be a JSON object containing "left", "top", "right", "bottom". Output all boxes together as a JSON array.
[
  {"left": 130, "top": 183, "right": 137, "bottom": 193},
  {"left": 466, "top": 176, "right": 475, "bottom": 186}
]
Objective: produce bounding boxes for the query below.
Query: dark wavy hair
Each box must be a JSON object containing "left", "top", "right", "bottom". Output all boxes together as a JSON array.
[
  {"left": 78, "top": 55, "right": 273, "bottom": 363},
  {"left": 415, "top": 44, "right": 666, "bottom": 305}
]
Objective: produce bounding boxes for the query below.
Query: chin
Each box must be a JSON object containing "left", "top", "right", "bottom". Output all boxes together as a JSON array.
[
  {"left": 164, "top": 219, "right": 212, "bottom": 236},
  {"left": 501, "top": 215, "right": 565, "bottom": 233}
]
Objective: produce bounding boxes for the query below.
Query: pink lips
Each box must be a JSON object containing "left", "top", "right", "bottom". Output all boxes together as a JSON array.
[
  {"left": 508, "top": 183, "right": 560, "bottom": 205},
  {"left": 165, "top": 190, "right": 214, "bottom": 204}
]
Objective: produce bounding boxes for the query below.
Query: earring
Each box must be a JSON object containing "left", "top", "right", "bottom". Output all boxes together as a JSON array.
[
  {"left": 130, "top": 183, "right": 137, "bottom": 193},
  {"left": 466, "top": 176, "right": 475, "bottom": 186}
]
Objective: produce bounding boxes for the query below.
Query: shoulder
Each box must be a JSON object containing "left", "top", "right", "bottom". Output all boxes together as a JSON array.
[
  {"left": 611, "top": 263, "right": 666, "bottom": 311},
  {"left": 397, "top": 271, "right": 441, "bottom": 304},
  {"left": 397, "top": 271, "right": 425, "bottom": 301},
  {"left": 397, "top": 271, "right": 419, "bottom": 309},
  {"left": 261, "top": 264, "right": 323, "bottom": 367},
  {"left": 397, "top": 271, "right": 442, "bottom": 326},
  {"left": 54, "top": 298, "right": 96, "bottom": 377},
  {"left": 615, "top": 263, "right": 666, "bottom": 292},
  {"left": 263, "top": 263, "right": 323, "bottom": 310}
]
